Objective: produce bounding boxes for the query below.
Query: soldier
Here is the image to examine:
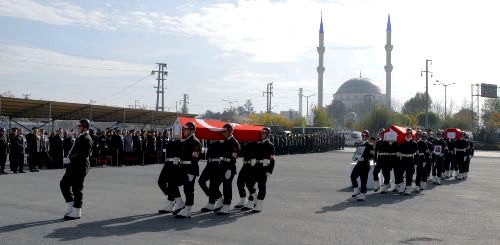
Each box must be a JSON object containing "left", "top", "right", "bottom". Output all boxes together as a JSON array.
[
  {"left": 454, "top": 131, "right": 469, "bottom": 180},
  {"left": 0, "top": 128, "right": 8, "bottom": 175},
  {"left": 235, "top": 140, "right": 258, "bottom": 209},
  {"left": 174, "top": 122, "right": 201, "bottom": 218},
  {"left": 25, "top": 127, "right": 40, "bottom": 172},
  {"left": 210, "top": 124, "right": 240, "bottom": 215},
  {"left": 199, "top": 140, "right": 224, "bottom": 212},
  {"left": 420, "top": 132, "right": 432, "bottom": 190},
  {"left": 423, "top": 130, "right": 435, "bottom": 184},
  {"left": 463, "top": 132, "right": 474, "bottom": 180},
  {"left": 245, "top": 127, "right": 275, "bottom": 212},
  {"left": 60, "top": 119, "right": 93, "bottom": 220},
  {"left": 396, "top": 128, "right": 418, "bottom": 195},
  {"left": 414, "top": 130, "right": 430, "bottom": 192},
  {"left": 431, "top": 130, "right": 447, "bottom": 185},
  {"left": 157, "top": 135, "right": 181, "bottom": 214},
  {"left": 350, "top": 130, "right": 374, "bottom": 201},
  {"left": 374, "top": 128, "right": 392, "bottom": 193},
  {"left": 443, "top": 137, "right": 455, "bottom": 179}
]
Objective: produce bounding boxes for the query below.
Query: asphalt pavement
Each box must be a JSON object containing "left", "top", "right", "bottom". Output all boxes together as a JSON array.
[{"left": 0, "top": 151, "right": 499, "bottom": 245}]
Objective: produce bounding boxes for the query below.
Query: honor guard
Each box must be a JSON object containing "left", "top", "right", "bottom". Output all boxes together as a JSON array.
[
  {"left": 444, "top": 137, "right": 455, "bottom": 179},
  {"left": 210, "top": 123, "right": 240, "bottom": 215},
  {"left": 431, "top": 130, "right": 447, "bottom": 185},
  {"left": 199, "top": 140, "right": 224, "bottom": 212},
  {"left": 374, "top": 129, "right": 392, "bottom": 193},
  {"left": 350, "top": 130, "right": 374, "bottom": 201},
  {"left": 414, "top": 130, "right": 430, "bottom": 192},
  {"left": 157, "top": 137, "right": 182, "bottom": 214},
  {"left": 396, "top": 128, "right": 418, "bottom": 195},
  {"left": 235, "top": 140, "right": 258, "bottom": 209},
  {"left": 454, "top": 132, "right": 469, "bottom": 180},
  {"left": 246, "top": 127, "right": 275, "bottom": 212},
  {"left": 174, "top": 122, "right": 201, "bottom": 218},
  {"left": 60, "top": 119, "right": 93, "bottom": 220},
  {"left": 463, "top": 132, "right": 473, "bottom": 179}
]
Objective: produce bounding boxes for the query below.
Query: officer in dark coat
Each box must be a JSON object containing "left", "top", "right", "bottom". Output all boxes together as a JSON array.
[
  {"left": 211, "top": 123, "right": 240, "bottom": 215},
  {"left": 25, "top": 127, "right": 40, "bottom": 172},
  {"left": 60, "top": 119, "right": 93, "bottom": 220},
  {"left": 9, "top": 128, "right": 24, "bottom": 173},
  {"left": 49, "top": 129, "right": 64, "bottom": 169},
  {"left": 350, "top": 130, "right": 374, "bottom": 201},
  {"left": 0, "top": 128, "right": 8, "bottom": 174},
  {"left": 174, "top": 122, "right": 201, "bottom": 218}
]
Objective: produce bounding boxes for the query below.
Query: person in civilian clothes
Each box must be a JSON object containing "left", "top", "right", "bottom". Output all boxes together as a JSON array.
[
  {"left": 174, "top": 122, "right": 201, "bottom": 219},
  {"left": 350, "top": 130, "right": 374, "bottom": 201},
  {"left": 49, "top": 128, "right": 64, "bottom": 169},
  {"left": 0, "top": 128, "right": 8, "bottom": 175},
  {"left": 60, "top": 119, "right": 93, "bottom": 220}
]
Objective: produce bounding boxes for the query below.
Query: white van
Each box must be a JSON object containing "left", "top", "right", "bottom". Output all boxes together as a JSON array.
[{"left": 343, "top": 131, "right": 363, "bottom": 146}]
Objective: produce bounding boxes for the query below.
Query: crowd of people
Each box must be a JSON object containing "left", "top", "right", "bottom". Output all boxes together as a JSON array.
[
  {"left": 273, "top": 132, "right": 345, "bottom": 155},
  {"left": 350, "top": 128, "right": 474, "bottom": 201}
]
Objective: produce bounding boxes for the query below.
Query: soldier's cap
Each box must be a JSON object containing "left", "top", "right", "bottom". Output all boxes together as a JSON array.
[
  {"left": 406, "top": 128, "right": 413, "bottom": 133},
  {"left": 361, "top": 130, "right": 369, "bottom": 137},
  {"left": 11, "top": 127, "right": 18, "bottom": 131},
  {"left": 416, "top": 130, "right": 422, "bottom": 135},
  {"left": 32, "top": 127, "right": 39, "bottom": 130},
  {"left": 222, "top": 123, "right": 233, "bottom": 131},
  {"left": 129, "top": 129, "right": 135, "bottom": 133}
]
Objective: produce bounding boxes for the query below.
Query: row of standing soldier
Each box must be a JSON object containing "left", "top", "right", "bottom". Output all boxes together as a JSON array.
[
  {"left": 351, "top": 128, "right": 474, "bottom": 201},
  {"left": 272, "top": 132, "right": 345, "bottom": 155}
]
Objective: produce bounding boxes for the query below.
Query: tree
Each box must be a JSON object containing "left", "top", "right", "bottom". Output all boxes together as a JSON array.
[
  {"left": 416, "top": 112, "right": 440, "bottom": 128},
  {"left": 0, "top": 91, "right": 15, "bottom": 97},
  {"left": 312, "top": 106, "right": 332, "bottom": 127},
  {"left": 247, "top": 113, "right": 292, "bottom": 128},
  {"left": 359, "top": 105, "right": 393, "bottom": 133},
  {"left": 447, "top": 108, "right": 476, "bottom": 130},
  {"left": 326, "top": 100, "right": 346, "bottom": 128},
  {"left": 402, "top": 92, "right": 432, "bottom": 115},
  {"left": 235, "top": 99, "right": 255, "bottom": 116}
]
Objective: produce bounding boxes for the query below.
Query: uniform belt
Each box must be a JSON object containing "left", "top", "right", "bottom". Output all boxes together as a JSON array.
[
  {"left": 378, "top": 153, "right": 391, "bottom": 156},
  {"left": 243, "top": 159, "right": 256, "bottom": 165},
  {"left": 256, "top": 159, "right": 270, "bottom": 166},
  {"left": 208, "top": 158, "right": 221, "bottom": 162},
  {"left": 221, "top": 158, "right": 232, "bottom": 162},
  {"left": 455, "top": 148, "right": 466, "bottom": 152},
  {"left": 400, "top": 154, "right": 414, "bottom": 157},
  {"left": 181, "top": 161, "right": 191, "bottom": 165},
  {"left": 419, "top": 153, "right": 425, "bottom": 156}
]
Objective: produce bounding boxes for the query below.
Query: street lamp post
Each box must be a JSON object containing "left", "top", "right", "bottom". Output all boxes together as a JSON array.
[
  {"left": 304, "top": 93, "right": 316, "bottom": 117},
  {"left": 433, "top": 80, "right": 455, "bottom": 124}
]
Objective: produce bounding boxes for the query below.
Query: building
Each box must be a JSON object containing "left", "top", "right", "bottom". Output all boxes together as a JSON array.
[{"left": 333, "top": 77, "right": 386, "bottom": 119}]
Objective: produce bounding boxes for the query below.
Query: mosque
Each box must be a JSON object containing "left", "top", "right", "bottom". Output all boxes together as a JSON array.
[{"left": 316, "top": 14, "right": 393, "bottom": 120}]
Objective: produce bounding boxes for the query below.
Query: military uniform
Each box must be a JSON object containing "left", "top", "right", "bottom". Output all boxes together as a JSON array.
[
  {"left": 396, "top": 137, "right": 418, "bottom": 194},
  {"left": 157, "top": 138, "right": 181, "bottom": 213},
  {"left": 174, "top": 134, "right": 201, "bottom": 218},
  {"left": 374, "top": 138, "right": 392, "bottom": 193},
  {"left": 454, "top": 137, "right": 469, "bottom": 180},
  {"left": 0, "top": 129, "right": 8, "bottom": 174},
  {"left": 247, "top": 137, "right": 275, "bottom": 212},
  {"left": 9, "top": 129, "right": 24, "bottom": 173},
  {"left": 351, "top": 136, "right": 374, "bottom": 200},
  {"left": 415, "top": 137, "right": 430, "bottom": 191},
  {"left": 234, "top": 141, "right": 258, "bottom": 209},
  {"left": 431, "top": 136, "right": 447, "bottom": 185}
]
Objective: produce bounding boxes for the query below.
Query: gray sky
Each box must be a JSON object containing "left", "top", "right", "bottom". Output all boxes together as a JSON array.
[{"left": 0, "top": 0, "right": 498, "bottom": 115}]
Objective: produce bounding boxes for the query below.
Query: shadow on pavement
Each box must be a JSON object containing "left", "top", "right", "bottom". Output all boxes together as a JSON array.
[
  {"left": 0, "top": 219, "right": 66, "bottom": 234},
  {"left": 45, "top": 209, "right": 255, "bottom": 241},
  {"left": 317, "top": 178, "right": 465, "bottom": 213}
]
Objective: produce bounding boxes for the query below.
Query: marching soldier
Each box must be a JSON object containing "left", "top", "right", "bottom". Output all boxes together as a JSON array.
[
  {"left": 199, "top": 140, "right": 224, "bottom": 212},
  {"left": 414, "top": 130, "right": 430, "bottom": 192},
  {"left": 210, "top": 124, "right": 240, "bottom": 215},
  {"left": 60, "top": 119, "right": 93, "bottom": 220},
  {"left": 157, "top": 136, "right": 182, "bottom": 214},
  {"left": 174, "top": 122, "right": 201, "bottom": 218},
  {"left": 421, "top": 132, "right": 432, "bottom": 190},
  {"left": 0, "top": 128, "right": 8, "bottom": 175},
  {"left": 374, "top": 129, "right": 392, "bottom": 193},
  {"left": 350, "top": 130, "right": 374, "bottom": 201},
  {"left": 245, "top": 127, "right": 275, "bottom": 212},
  {"left": 464, "top": 132, "right": 474, "bottom": 179},
  {"left": 431, "top": 130, "right": 447, "bottom": 185},
  {"left": 235, "top": 141, "right": 258, "bottom": 209},
  {"left": 454, "top": 132, "right": 469, "bottom": 180},
  {"left": 396, "top": 128, "right": 418, "bottom": 195},
  {"left": 444, "top": 137, "right": 455, "bottom": 179}
]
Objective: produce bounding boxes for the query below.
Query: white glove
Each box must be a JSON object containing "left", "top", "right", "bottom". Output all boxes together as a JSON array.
[
  {"left": 63, "top": 158, "right": 71, "bottom": 164},
  {"left": 464, "top": 156, "right": 467, "bottom": 161},
  {"left": 188, "top": 174, "right": 194, "bottom": 182},
  {"left": 266, "top": 172, "right": 271, "bottom": 177},
  {"left": 225, "top": 170, "right": 232, "bottom": 180}
]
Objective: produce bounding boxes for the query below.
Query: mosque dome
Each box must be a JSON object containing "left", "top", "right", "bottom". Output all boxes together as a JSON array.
[{"left": 335, "top": 78, "right": 382, "bottom": 95}]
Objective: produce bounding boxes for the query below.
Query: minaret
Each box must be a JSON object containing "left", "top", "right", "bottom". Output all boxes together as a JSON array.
[
  {"left": 317, "top": 13, "right": 325, "bottom": 109},
  {"left": 384, "top": 14, "right": 393, "bottom": 109}
]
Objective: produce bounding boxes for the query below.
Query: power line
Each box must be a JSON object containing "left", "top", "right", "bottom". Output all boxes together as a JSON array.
[{"left": 96, "top": 74, "right": 152, "bottom": 103}]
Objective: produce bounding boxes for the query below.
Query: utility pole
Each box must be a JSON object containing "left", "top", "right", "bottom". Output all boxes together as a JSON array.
[
  {"left": 222, "top": 99, "right": 238, "bottom": 111},
  {"left": 434, "top": 80, "right": 455, "bottom": 125},
  {"left": 181, "top": 94, "right": 189, "bottom": 114},
  {"left": 304, "top": 93, "right": 316, "bottom": 117},
  {"left": 299, "top": 88, "right": 303, "bottom": 116},
  {"left": 262, "top": 82, "right": 273, "bottom": 113},
  {"left": 421, "top": 59, "right": 432, "bottom": 128},
  {"left": 152, "top": 63, "right": 167, "bottom": 112},
  {"left": 22, "top": 93, "right": 31, "bottom": 100}
]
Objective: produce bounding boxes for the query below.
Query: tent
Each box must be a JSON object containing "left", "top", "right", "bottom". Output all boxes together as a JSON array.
[
  {"left": 444, "top": 128, "right": 463, "bottom": 140},
  {"left": 381, "top": 125, "right": 416, "bottom": 144},
  {"left": 172, "top": 117, "right": 264, "bottom": 141}
]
